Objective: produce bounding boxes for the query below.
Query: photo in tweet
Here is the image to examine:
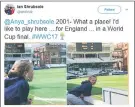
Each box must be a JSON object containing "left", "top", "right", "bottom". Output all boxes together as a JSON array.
[
  {"left": 67, "top": 42, "right": 128, "bottom": 105},
  {"left": 4, "top": 43, "right": 66, "bottom": 105}
]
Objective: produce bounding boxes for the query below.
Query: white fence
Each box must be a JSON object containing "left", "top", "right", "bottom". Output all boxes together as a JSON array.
[
  {"left": 102, "top": 88, "right": 128, "bottom": 105},
  {"left": 46, "top": 64, "right": 66, "bottom": 68}
]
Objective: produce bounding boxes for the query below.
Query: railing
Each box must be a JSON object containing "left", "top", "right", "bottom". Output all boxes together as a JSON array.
[
  {"left": 102, "top": 88, "right": 128, "bottom": 105},
  {"left": 5, "top": 57, "right": 33, "bottom": 61}
]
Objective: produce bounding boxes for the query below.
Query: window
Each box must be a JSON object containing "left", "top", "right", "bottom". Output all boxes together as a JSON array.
[
  {"left": 22, "top": 54, "right": 31, "bottom": 57},
  {"left": 13, "top": 54, "right": 21, "bottom": 57}
]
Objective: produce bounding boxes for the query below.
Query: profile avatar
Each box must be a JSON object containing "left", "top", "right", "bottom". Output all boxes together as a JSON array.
[{"left": 5, "top": 4, "right": 15, "bottom": 15}]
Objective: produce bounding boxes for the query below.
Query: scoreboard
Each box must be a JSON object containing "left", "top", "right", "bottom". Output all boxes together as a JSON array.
[
  {"left": 76, "top": 43, "right": 102, "bottom": 52},
  {"left": 5, "top": 43, "right": 25, "bottom": 53}
]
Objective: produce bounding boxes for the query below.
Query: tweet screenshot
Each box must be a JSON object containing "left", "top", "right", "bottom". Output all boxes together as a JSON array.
[{"left": 1, "top": 1, "right": 134, "bottom": 107}]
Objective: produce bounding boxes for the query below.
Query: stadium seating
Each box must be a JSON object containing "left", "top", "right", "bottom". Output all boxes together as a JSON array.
[
  {"left": 67, "top": 57, "right": 123, "bottom": 64},
  {"left": 86, "top": 68, "right": 101, "bottom": 75},
  {"left": 46, "top": 64, "right": 66, "bottom": 68}
]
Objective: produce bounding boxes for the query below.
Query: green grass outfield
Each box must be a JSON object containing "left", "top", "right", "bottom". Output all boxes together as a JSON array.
[
  {"left": 29, "top": 68, "right": 66, "bottom": 105},
  {"left": 67, "top": 75, "right": 128, "bottom": 100},
  {"left": 28, "top": 69, "right": 128, "bottom": 104}
]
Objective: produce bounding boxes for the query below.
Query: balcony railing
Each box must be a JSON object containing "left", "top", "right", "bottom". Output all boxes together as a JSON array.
[{"left": 5, "top": 57, "right": 32, "bottom": 61}]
